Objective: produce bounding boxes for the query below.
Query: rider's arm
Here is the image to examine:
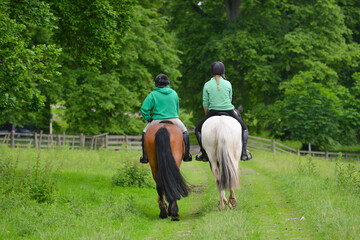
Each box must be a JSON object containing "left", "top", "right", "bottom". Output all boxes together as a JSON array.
[
  {"left": 141, "top": 94, "right": 154, "bottom": 122},
  {"left": 204, "top": 108, "right": 209, "bottom": 115}
]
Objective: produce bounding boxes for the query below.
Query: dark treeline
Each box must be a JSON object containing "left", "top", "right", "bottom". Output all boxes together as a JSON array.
[{"left": 1, "top": 0, "right": 360, "bottom": 149}]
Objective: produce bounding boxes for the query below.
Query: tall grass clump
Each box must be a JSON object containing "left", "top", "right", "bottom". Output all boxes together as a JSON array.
[
  {"left": 0, "top": 149, "right": 62, "bottom": 203},
  {"left": 335, "top": 162, "right": 360, "bottom": 194},
  {"left": 297, "top": 155, "right": 319, "bottom": 176}
]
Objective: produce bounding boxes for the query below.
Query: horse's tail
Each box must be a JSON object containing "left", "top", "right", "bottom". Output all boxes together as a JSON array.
[
  {"left": 155, "top": 127, "right": 189, "bottom": 202},
  {"left": 216, "top": 128, "right": 240, "bottom": 190}
]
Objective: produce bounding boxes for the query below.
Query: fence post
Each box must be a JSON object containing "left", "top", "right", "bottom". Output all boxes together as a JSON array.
[
  {"left": 125, "top": 135, "right": 129, "bottom": 152},
  {"left": 56, "top": 134, "right": 60, "bottom": 146},
  {"left": 35, "top": 132, "right": 38, "bottom": 148},
  {"left": 80, "top": 133, "right": 84, "bottom": 149},
  {"left": 105, "top": 134, "right": 108, "bottom": 149},
  {"left": 63, "top": 132, "right": 66, "bottom": 147},
  {"left": 325, "top": 151, "right": 328, "bottom": 159},
  {"left": 297, "top": 149, "right": 300, "bottom": 157},
  {"left": 308, "top": 143, "right": 311, "bottom": 156},
  {"left": 11, "top": 131, "right": 15, "bottom": 148},
  {"left": 272, "top": 139, "right": 276, "bottom": 153},
  {"left": 39, "top": 130, "right": 43, "bottom": 149}
]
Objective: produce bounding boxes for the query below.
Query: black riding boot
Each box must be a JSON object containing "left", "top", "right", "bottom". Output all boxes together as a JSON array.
[
  {"left": 139, "top": 132, "right": 148, "bottom": 163},
  {"left": 195, "top": 131, "right": 209, "bottom": 162},
  {"left": 241, "top": 129, "right": 252, "bottom": 161},
  {"left": 183, "top": 131, "right": 192, "bottom": 162}
]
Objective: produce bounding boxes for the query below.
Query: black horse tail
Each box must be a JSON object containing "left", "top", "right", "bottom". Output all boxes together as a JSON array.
[{"left": 155, "top": 127, "right": 189, "bottom": 202}]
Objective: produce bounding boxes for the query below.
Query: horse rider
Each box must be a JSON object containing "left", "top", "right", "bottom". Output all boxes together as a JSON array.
[
  {"left": 140, "top": 74, "right": 192, "bottom": 163},
  {"left": 195, "top": 61, "right": 252, "bottom": 162}
]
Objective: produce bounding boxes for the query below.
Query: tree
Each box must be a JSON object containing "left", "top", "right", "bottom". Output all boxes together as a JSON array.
[
  {"left": 59, "top": 2, "right": 181, "bottom": 134},
  {"left": 168, "top": 0, "right": 360, "bottom": 146},
  {"left": 0, "top": 1, "right": 61, "bottom": 127},
  {"left": 269, "top": 72, "right": 342, "bottom": 148}
]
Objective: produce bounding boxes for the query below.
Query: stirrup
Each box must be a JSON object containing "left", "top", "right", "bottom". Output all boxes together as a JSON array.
[
  {"left": 140, "top": 156, "right": 148, "bottom": 164},
  {"left": 195, "top": 152, "right": 208, "bottom": 162},
  {"left": 241, "top": 150, "right": 252, "bottom": 161}
]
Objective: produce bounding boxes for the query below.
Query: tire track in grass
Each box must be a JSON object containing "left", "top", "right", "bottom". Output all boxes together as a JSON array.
[{"left": 240, "top": 166, "right": 318, "bottom": 239}]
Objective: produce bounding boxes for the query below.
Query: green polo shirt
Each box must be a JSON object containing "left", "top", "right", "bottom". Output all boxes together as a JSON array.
[{"left": 203, "top": 77, "right": 234, "bottom": 110}]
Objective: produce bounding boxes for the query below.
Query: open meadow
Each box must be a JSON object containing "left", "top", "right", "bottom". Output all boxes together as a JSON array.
[{"left": 1, "top": 145, "right": 360, "bottom": 239}]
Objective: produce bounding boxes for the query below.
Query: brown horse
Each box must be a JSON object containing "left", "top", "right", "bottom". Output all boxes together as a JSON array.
[{"left": 144, "top": 121, "right": 190, "bottom": 221}]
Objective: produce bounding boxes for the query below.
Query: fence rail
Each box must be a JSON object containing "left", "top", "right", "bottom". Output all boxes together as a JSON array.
[
  {"left": 248, "top": 136, "right": 360, "bottom": 161},
  {"left": 0, "top": 132, "right": 141, "bottom": 151},
  {"left": 1, "top": 131, "right": 360, "bottom": 161}
]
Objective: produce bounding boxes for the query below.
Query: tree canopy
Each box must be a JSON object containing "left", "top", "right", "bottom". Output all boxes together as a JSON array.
[{"left": 1, "top": 0, "right": 360, "bottom": 148}]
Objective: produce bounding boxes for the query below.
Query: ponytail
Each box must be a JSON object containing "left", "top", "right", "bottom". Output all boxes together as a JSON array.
[{"left": 215, "top": 75, "right": 221, "bottom": 91}]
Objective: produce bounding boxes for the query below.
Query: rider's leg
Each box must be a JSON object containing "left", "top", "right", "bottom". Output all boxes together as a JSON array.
[
  {"left": 229, "top": 110, "right": 252, "bottom": 161},
  {"left": 195, "top": 129, "right": 208, "bottom": 162},
  {"left": 182, "top": 131, "right": 192, "bottom": 161},
  {"left": 139, "top": 131, "right": 148, "bottom": 163},
  {"left": 166, "top": 118, "right": 193, "bottom": 162},
  {"left": 195, "top": 110, "right": 221, "bottom": 161}
]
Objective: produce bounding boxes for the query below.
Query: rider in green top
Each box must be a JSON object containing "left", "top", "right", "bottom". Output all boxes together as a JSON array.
[
  {"left": 195, "top": 61, "right": 252, "bottom": 162},
  {"left": 202, "top": 75, "right": 234, "bottom": 111},
  {"left": 140, "top": 74, "right": 192, "bottom": 163},
  {"left": 141, "top": 86, "right": 180, "bottom": 121}
]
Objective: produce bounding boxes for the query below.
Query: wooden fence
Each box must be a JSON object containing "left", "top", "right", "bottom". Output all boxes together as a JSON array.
[
  {"left": 0, "top": 131, "right": 141, "bottom": 151},
  {"left": 1, "top": 131, "right": 360, "bottom": 161},
  {"left": 248, "top": 135, "right": 360, "bottom": 161}
]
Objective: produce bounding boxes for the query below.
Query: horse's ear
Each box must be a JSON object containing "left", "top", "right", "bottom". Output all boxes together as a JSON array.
[{"left": 237, "top": 105, "right": 243, "bottom": 113}]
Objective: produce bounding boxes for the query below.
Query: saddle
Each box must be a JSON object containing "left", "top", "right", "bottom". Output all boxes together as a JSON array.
[{"left": 212, "top": 111, "right": 230, "bottom": 117}]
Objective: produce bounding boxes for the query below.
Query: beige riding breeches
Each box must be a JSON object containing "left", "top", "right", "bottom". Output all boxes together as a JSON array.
[{"left": 143, "top": 118, "right": 187, "bottom": 133}]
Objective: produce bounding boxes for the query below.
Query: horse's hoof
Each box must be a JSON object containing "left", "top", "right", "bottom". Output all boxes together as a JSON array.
[
  {"left": 159, "top": 213, "right": 168, "bottom": 219},
  {"left": 229, "top": 200, "right": 237, "bottom": 209},
  {"left": 171, "top": 215, "right": 180, "bottom": 221}
]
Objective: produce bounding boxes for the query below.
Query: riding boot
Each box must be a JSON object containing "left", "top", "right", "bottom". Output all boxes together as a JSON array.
[
  {"left": 241, "top": 129, "right": 252, "bottom": 161},
  {"left": 183, "top": 131, "right": 192, "bottom": 162},
  {"left": 139, "top": 132, "right": 148, "bottom": 163},
  {"left": 194, "top": 131, "right": 209, "bottom": 162}
]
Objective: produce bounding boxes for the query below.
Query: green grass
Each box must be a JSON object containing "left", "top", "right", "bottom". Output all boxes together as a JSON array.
[
  {"left": 2, "top": 146, "right": 360, "bottom": 239},
  {"left": 247, "top": 151, "right": 360, "bottom": 239}
]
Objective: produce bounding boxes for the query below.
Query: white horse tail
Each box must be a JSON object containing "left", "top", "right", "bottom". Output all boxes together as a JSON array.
[
  {"left": 216, "top": 129, "right": 240, "bottom": 190},
  {"left": 202, "top": 116, "right": 242, "bottom": 191}
]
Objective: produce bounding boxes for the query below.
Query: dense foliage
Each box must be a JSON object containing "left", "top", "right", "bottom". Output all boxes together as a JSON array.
[{"left": 1, "top": 0, "right": 360, "bottom": 148}]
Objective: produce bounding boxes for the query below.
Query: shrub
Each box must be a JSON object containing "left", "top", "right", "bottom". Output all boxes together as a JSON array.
[{"left": 112, "top": 161, "right": 154, "bottom": 188}]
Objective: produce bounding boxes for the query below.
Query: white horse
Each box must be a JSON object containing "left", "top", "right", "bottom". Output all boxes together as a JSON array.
[{"left": 202, "top": 115, "right": 242, "bottom": 210}]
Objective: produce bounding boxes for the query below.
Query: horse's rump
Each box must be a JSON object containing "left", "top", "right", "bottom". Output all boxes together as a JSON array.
[
  {"left": 202, "top": 116, "right": 242, "bottom": 190},
  {"left": 145, "top": 123, "right": 189, "bottom": 202}
]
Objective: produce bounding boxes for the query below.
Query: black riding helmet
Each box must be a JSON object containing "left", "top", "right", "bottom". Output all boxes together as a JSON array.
[
  {"left": 211, "top": 61, "right": 225, "bottom": 75},
  {"left": 155, "top": 74, "right": 170, "bottom": 87}
]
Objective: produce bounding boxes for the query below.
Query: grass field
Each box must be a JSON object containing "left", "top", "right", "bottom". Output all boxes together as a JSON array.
[{"left": 1, "top": 146, "right": 360, "bottom": 239}]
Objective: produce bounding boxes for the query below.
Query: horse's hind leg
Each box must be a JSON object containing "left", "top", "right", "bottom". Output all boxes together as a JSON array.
[
  {"left": 168, "top": 200, "right": 180, "bottom": 221},
  {"left": 228, "top": 188, "right": 237, "bottom": 209},
  {"left": 157, "top": 184, "right": 168, "bottom": 219},
  {"left": 216, "top": 180, "right": 227, "bottom": 211}
]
